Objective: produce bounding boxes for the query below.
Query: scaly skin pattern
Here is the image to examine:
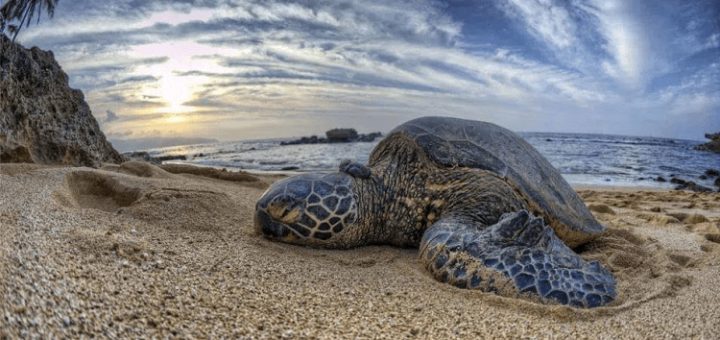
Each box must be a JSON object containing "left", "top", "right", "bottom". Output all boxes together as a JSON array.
[
  {"left": 354, "top": 146, "right": 528, "bottom": 247},
  {"left": 255, "top": 133, "right": 617, "bottom": 307},
  {"left": 255, "top": 173, "right": 361, "bottom": 246},
  {"left": 419, "top": 212, "right": 616, "bottom": 308}
]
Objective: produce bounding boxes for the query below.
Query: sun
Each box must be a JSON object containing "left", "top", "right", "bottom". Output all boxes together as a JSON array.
[{"left": 159, "top": 74, "right": 194, "bottom": 113}]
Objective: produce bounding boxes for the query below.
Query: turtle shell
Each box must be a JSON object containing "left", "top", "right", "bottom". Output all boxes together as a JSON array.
[{"left": 371, "top": 116, "right": 604, "bottom": 246}]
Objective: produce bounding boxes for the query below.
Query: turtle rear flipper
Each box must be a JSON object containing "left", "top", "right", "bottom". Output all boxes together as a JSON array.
[{"left": 420, "top": 211, "right": 616, "bottom": 308}]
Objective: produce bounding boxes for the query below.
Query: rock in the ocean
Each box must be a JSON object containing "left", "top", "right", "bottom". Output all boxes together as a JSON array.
[
  {"left": 673, "top": 179, "right": 713, "bottom": 193},
  {"left": 358, "top": 132, "right": 382, "bottom": 142},
  {"left": 705, "top": 169, "right": 719, "bottom": 177},
  {"left": 670, "top": 178, "right": 687, "bottom": 185},
  {"left": 695, "top": 132, "right": 720, "bottom": 153},
  {"left": 281, "top": 129, "right": 381, "bottom": 145},
  {"left": 326, "top": 128, "right": 359, "bottom": 143},
  {"left": 0, "top": 35, "right": 123, "bottom": 166},
  {"left": 122, "top": 151, "right": 160, "bottom": 164}
]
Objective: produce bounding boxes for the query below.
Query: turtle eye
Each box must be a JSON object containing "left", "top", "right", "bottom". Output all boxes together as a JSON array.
[{"left": 267, "top": 194, "right": 303, "bottom": 224}]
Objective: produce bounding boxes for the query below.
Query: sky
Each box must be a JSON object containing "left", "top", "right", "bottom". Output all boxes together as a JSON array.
[{"left": 13, "top": 0, "right": 720, "bottom": 144}]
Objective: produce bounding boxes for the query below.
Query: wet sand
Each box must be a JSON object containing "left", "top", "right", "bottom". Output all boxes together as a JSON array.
[{"left": 1, "top": 162, "right": 719, "bottom": 338}]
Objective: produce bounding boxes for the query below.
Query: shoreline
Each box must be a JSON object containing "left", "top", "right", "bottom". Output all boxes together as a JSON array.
[
  {"left": 572, "top": 184, "right": 673, "bottom": 192},
  {"left": 133, "top": 130, "right": 720, "bottom": 193},
  {"left": 164, "top": 160, "right": 700, "bottom": 191}
]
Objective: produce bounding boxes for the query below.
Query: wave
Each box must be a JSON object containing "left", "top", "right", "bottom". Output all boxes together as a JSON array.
[{"left": 148, "top": 134, "right": 719, "bottom": 188}]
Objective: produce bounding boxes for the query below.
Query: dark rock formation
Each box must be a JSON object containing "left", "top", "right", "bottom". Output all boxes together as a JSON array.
[
  {"left": 281, "top": 135, "right": 326, "bottom": 145},
  {"left": 0, "top": 35, "right": 123, "bottom": 166},
  {"left": 695, "top": 132, "right": 720, "bottom": 153},
  {"left": 123, "top": 151, "right": 160, "bottom": 164},
  {"left": 357, "top": 132, "right": 382, "bottom": 142},
  {"left": 156, "top": 154, "right": 187, "bottom": 162},
  {"left": 669, "top": 178, "right": 686, "bottom": 185},
  {"left": 705, "top": 169, "right": 719, "bottom": 177},
  {"left": 326, "top": 128, "right": 358, "bottom": 142},
  {"left": 121, "top": 152, "right": 185, "bottom": 164},
  {"left": 281, "top": 129, "right": 382, "bottom": 145},
  {"left": 671, "top": 177, "right": 714, "bottom": 192}
]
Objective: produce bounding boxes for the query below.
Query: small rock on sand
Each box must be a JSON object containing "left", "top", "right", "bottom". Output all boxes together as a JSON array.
[
  {"left": 685, "top": 214, "right": 710, "bottom": 224},
  {"left": 588, "top": 204, "right": 616, "bottom": 215},
  {"left": 637, "top": 213, "right": 681, "bottom": 225},
  {"left": 705, "top": 234, "right": 720, "bottom": 244}
]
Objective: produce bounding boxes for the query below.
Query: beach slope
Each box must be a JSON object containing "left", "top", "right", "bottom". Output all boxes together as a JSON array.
[{"left": 1, "top": 163, "right": 719, "bottom": 338}]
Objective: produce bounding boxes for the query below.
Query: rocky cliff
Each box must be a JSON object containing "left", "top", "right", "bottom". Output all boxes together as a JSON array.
[{"left": 0, "top": 35, "right": 123, "bottom": 166}]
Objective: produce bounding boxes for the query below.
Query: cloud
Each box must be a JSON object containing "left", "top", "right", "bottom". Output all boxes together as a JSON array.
[
  {"left": 705, "top": 33, "right": 720, "bottom": 49},
  {"left": 500, "top": 0, "right": 577, "bottom": 49},
  {"left": 14, "top": 0, "right": 720, "bottom": 141},
  {"left": 586, "top": 1, "right": 648, "bottom": 88}
]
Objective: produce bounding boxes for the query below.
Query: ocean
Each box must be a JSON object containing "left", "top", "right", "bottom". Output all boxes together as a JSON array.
[{"left": 143, "top": 132, "right": 719, "bottom": 189}]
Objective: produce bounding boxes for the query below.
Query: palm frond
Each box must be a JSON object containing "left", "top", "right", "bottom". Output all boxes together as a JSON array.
[{"left": 0, "top": 0, "right": 58, "bottom": 41}]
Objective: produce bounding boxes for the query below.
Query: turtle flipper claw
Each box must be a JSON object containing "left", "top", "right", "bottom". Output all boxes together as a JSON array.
[{"left": 419, "top": 211, "right": 616, "bottom": 308}]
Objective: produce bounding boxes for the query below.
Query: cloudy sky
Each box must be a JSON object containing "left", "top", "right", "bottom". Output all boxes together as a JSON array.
[{"left": 16, "top": 0, "right": 720, "bottom": 143}]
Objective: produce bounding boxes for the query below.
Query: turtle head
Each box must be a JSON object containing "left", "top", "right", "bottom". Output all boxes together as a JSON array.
[{"left": 255, "top": 172, "right": 362, "bottom": 247}]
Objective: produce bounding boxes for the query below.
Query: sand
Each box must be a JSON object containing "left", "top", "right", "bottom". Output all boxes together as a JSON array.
[{"left": 1, "top": 163, "right": 719, "bottom": 338}]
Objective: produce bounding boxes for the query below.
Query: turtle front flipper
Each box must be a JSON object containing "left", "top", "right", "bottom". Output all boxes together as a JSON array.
[{"left": 419, "top": 211, "right": 616, "bottom": 308}]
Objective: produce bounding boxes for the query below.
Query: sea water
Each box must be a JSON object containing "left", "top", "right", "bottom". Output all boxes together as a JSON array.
[{"left": 143, "top": 133, "right": 719, "bottom": 189}]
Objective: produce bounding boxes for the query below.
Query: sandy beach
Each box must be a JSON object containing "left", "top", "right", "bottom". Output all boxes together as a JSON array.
[{"left": 1, "top": 162, "right": 719, "bottom": 338}]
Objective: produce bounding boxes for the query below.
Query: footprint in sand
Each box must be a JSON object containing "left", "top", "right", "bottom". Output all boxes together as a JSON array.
[
  {"left": 56, "top": 163, "right": 242, "bottom": 231},
  {"left": 63, "top": 170, "right": 143, "bottom": 212}
]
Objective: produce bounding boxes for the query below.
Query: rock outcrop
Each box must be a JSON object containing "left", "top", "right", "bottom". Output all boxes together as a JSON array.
[
  {"left": 326, "top": 128, "right": 359, "bottom": 142},
  {"left": 669, "top": 177, "right": 715, "bottom": 193},
  {"left": 695, "top": 132, "right": 720, "bottom": 153},
  {"left": 0, "top": 35, "right": 123, "bottom": 166},
  {"left": 281, "top": 128, "right": 382, "bottom": 145}
]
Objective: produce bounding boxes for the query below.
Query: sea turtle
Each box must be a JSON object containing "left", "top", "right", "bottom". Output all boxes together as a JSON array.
[{"left": 255, "top": 116, "right": 616, "bottom": 308}]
